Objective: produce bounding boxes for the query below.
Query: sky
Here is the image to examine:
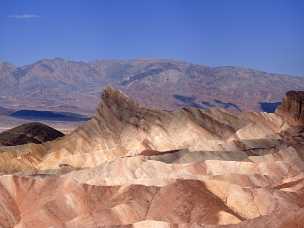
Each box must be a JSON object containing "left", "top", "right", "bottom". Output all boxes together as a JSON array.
[{"left": 0, "top": 0, "right": 303, "bottom": 76}]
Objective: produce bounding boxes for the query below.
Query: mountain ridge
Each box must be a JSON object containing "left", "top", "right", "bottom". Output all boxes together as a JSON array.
[
  {"left": 7, "top": 58, "right": 303, "bottom": 78},
  {"left": 1, "top": 58, "right": 304, "bottom": 114}
]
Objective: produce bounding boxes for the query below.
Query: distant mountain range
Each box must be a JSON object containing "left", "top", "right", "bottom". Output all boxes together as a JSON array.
[{"left": 1, "top": 58, "right": 304, "bottom": 113}]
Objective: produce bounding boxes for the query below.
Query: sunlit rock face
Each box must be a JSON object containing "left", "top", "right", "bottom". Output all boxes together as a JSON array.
[
  {"left": 36, "top": 87, "right": 286, "bottom": 170},
  {"left": 0, "top": 88, "right": 303, "bottom": 227},
  {"left": 276, "top": 91, "right": 304, "bottom": 126}
]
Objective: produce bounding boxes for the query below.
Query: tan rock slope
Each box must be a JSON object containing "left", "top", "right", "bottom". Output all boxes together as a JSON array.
[
  {"left": 0, "top": 88, "right": 303, "bottom": 227},
  {"left": 276, "top": 91, "right": 304, "bottom": 126},
  {"left": 0, "top": 87, "right": 285, "bottom": 172}
]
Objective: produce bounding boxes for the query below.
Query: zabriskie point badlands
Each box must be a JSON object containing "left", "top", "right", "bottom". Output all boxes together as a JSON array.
[{"left": 0, "top": 87, "right": 303, "bottom": 227}]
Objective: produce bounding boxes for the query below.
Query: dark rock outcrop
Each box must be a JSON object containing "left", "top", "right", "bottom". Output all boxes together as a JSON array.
[
  {"left": 276, "top": 91, "right": 304, "bottom": 126},
  {"left": 0, "top": 122, "right": 64, "bottom": 146}
]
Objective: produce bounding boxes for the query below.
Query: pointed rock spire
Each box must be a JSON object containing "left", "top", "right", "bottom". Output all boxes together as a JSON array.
[{"left": 276, "top": 91, "right": 304, "bottom": 126}]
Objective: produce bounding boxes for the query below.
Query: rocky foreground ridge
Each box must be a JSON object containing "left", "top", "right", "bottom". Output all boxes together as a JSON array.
[{"left": 0, "top": 88, "right": 303, "bottom": 227}]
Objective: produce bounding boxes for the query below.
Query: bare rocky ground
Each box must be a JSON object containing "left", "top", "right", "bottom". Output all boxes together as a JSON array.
[{"left": 0, "top": 88, "right": 303, "bottom": 227}]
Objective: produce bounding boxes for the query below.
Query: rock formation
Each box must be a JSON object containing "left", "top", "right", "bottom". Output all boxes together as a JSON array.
[
  {"left": 0, "top": 88, "right": 303, "bottom": 227},
  {"left": 0, "top": 122, "right": 64, "bottom": 146},
  {"left": 276, "top": 91, "right": 304, "bottom": 126}
]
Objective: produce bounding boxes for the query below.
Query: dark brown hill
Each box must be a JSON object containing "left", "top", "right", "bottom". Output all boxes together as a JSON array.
[{"left": 0, "top": 122, "right": 64, "bottom": 146}]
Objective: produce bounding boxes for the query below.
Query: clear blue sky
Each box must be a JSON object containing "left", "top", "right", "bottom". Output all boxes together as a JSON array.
[{"left": 0, "top": 0, "right": 303, "bottom": 75}]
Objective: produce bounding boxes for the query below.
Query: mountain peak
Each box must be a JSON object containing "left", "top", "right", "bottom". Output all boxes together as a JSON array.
[
  {"left": 101, "top": 86, "right": 137, "bottom": 106},
  {"left": 96, "top": 86, "right": 141, "bottom": 121}
]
